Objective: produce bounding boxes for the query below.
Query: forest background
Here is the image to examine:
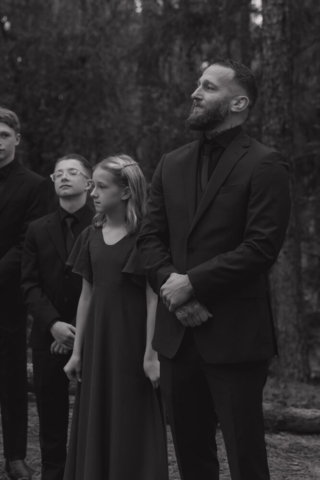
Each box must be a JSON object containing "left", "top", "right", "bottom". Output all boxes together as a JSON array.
[{"left": 0, "top": 0, "right": 320, "bottom": 384}]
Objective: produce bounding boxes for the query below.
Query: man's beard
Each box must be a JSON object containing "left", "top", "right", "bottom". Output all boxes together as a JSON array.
[{"left": 185, "top": 100, "right": 229, "bottom": 131}]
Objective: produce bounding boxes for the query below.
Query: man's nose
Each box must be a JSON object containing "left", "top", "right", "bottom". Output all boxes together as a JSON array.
[
  {"left": 191, "top": 86, "right": 202, "bottom": 100},
  {"left": 90, "top": 187, "right": 97, "bottom": 197}
]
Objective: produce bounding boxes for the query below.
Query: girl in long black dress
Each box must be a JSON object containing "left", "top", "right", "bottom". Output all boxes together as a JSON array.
[{"left": 63, "top": 155, "right": 168, "bottom": 480}]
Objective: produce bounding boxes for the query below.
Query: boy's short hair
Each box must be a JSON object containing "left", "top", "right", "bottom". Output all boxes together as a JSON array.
[
  {"left": 55, "top": 154, "right": 93, "bottom": 177},
  {"left": 0, "top": 107, "right": 20, "bottom": 134}
]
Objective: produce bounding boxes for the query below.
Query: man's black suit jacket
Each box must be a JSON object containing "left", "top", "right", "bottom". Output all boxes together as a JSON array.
[
  {"left": 21, "top": 206, "right": 94, "bottom": 350},
  {"left": 137, "top": 129, "right": 291, "bottom": 364},
  {"left": 0, "top": 161, "right": 47, "bottom": 329}
]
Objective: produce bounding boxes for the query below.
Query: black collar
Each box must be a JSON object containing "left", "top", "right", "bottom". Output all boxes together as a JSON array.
[
  {"left": 59, "top": 203, "right": 88, "bottom": 223},
  {"left": 201, "top": 125, "right": 242, "bottom": 149},
  {"left": 0, "top": 159, "right": 18, "bottom": 179}
]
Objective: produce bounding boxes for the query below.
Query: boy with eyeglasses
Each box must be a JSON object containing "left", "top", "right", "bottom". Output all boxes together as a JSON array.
[{"left": 21, "top": 154, "right": 94, "bottom": 480}]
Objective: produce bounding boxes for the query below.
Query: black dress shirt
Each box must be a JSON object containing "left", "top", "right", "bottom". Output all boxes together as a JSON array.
[
  {"left": 0, "top": 159, "right": 18, "bottom": 197},
  {"left": 197, "top": 126, "right": 242, "bottom": 204},
  {"left": 48, "top": 204, "right": 91, "bottom": 331},
  {"left": 59, "top": 204, "right": 89, "bottom": 249}
]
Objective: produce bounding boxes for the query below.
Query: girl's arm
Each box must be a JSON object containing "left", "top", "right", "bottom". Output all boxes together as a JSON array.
[
  {"left": 143, "top": 281, "right": 160, "bottom": 389},
  {"left": 64, "top": 278, "right": 92, "bottom": 382}
]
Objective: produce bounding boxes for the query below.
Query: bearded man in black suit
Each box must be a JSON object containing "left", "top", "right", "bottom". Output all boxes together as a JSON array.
[
  {"left": 137, "top": 59, "right": 291, "bottom": 480},
  {"left": 0, "top": 107, "right": 47, "bottom": 480}
]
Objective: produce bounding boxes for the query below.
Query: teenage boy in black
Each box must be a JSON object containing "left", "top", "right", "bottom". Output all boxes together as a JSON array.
[
  {"left": 21, "top": 154, "right": 94, "bottom": 480},
  {"left": 0, "top": 107, "right": 47, "bottom": 480}
]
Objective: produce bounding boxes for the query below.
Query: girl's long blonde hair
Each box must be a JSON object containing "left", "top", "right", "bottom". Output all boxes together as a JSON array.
[{"left": 92, "top": 155, "right": 147, "bottom": 234}]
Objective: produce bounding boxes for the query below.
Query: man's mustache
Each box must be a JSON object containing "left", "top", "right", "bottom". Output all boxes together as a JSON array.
[{"left": 190, "top": 101, "right": 204, "bottom": 113}]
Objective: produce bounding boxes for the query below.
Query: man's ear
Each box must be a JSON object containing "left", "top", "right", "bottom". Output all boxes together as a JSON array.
[
  {"left": 84, "top": 180, "right": 93, "bottom": 191},
  {"left": 230, "top": 95, "right": 250, "bottom": 113},
  {"left": 15, "top": 133, "right": 21, "bottom": 146},
  {"left": 122, "top": 186, "right": 131, "bottom": 200}
]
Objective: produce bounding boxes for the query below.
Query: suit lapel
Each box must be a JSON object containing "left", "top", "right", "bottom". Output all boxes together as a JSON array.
[
  {"left": 189, "top": 132, "right": 250, "bottom": 234},
  {"left": 46, "top": 211, "right": 67, "bottom": 263},
  {"left": 181, "top": 140, "right": 200, "bottom": 226},
  {"left": 0, "top": 162, "right": 25, "bottom": 213}
]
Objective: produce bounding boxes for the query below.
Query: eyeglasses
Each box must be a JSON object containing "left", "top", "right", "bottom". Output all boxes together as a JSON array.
[{"left": 50, "top": 168, "right": 91, "bottom": 182}]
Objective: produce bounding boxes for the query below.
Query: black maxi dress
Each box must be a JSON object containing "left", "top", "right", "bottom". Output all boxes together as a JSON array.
[{"left": 63, "top": 226, "right": 168, "bottom": 480}]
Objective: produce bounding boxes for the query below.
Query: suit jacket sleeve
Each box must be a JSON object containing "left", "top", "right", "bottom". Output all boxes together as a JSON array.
[
  {"left": 21, "top": 222, "right": 61, "bottom": 333},
  {"left": 187, "top": 153, "right": 291, "bottom": 300},
  {"left": 0, "top": 178, "right": 47, "bottom": 287},
  {"left": 137, "top": 156, "right": 179, "bottom": 294}
]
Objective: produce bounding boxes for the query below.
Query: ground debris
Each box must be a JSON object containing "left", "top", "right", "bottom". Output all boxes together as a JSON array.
[
  {"left": 264, "top": 401, "right": 320, "bottom": 433},
  {"left": 1, "top": 396, "right": 320, "bottom": 480}
]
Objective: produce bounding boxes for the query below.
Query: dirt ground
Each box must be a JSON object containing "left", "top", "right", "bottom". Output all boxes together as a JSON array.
[{"left": 1, "top": 377, "right": 320, "bottom": 479}]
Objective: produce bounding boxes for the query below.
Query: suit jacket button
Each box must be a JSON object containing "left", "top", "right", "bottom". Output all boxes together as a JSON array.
[
  {"left": 64, "top": 274, "right": 69, "bottom": 279},
  {"left": 64, "top": 297, "right": 68, "bottom": 302}
]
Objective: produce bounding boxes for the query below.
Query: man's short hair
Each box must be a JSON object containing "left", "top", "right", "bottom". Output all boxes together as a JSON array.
[
  {"left": 0, "top": 107, "right": 20, "bottom": 134},
  {"left": 55, "top": 154, "right": 93, "bottom": 177},
  {"left": 210, "top": 59, "right": 258, "bottom": 110}
]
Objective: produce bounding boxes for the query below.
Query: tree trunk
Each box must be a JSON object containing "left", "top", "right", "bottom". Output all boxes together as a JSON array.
[
  {"left": 263, "top": 402, "right": 320, "bottom": 433},
  {"left": 238, "top": 0, "right": 252, "bottom": 66},
  {"left": 261, "top": 0, "right": 310, "bottom": 381}
]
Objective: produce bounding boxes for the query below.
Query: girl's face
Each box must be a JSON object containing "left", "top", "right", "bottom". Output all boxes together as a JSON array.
[{"left": 90, "top": 167, "right": 127, "bottom": 214}]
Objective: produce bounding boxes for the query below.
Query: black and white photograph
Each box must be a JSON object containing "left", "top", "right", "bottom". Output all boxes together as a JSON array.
[{"left": 1, "top": 1, "right": 320, "bottom": 479}]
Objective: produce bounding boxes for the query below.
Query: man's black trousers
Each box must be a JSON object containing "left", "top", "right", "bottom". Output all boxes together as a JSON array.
[
  {"left": 160, "top": 329, "right": 270, "bottom": 480},
  {"left": 32, "top": 349, "right": 70, "bottom": 480},
  {"left": 0, "top": 318, "right": 28, "bottom": 461}
]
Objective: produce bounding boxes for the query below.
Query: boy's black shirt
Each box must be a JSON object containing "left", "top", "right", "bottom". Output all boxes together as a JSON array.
[{"left": 21, "top": 204, "right": 94, "bottom": 350}]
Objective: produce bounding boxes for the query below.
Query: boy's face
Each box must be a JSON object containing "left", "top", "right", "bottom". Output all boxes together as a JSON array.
[
  {"left": 0, "top": 122, "right": 20, "bottom": 167},
  {"left": 53, "top": 159, "right": 91, "bottom": 198}
]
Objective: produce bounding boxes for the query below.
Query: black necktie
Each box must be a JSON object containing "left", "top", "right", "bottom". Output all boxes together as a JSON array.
[
  {"left": 65, "top": 216, "right": 75, "bottom": 255},
  {"left": 200, "top": 143, "right": 212, "bottom": 191}
]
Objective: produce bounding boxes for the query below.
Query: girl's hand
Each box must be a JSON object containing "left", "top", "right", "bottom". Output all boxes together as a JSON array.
[
  {"left": 143, "top": 355, "right": 160, "bottom": 389},
  {"left": 64, "top": 355, "right": 82, "bottom": 382}
]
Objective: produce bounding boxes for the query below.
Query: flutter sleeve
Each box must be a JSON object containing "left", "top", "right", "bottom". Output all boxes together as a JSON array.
[
  {"left": 67, "top": 226, "right": 93, "bottom": 284},
  {"left": 122, "top": 244, "right": 146, "bottom": 289}
]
